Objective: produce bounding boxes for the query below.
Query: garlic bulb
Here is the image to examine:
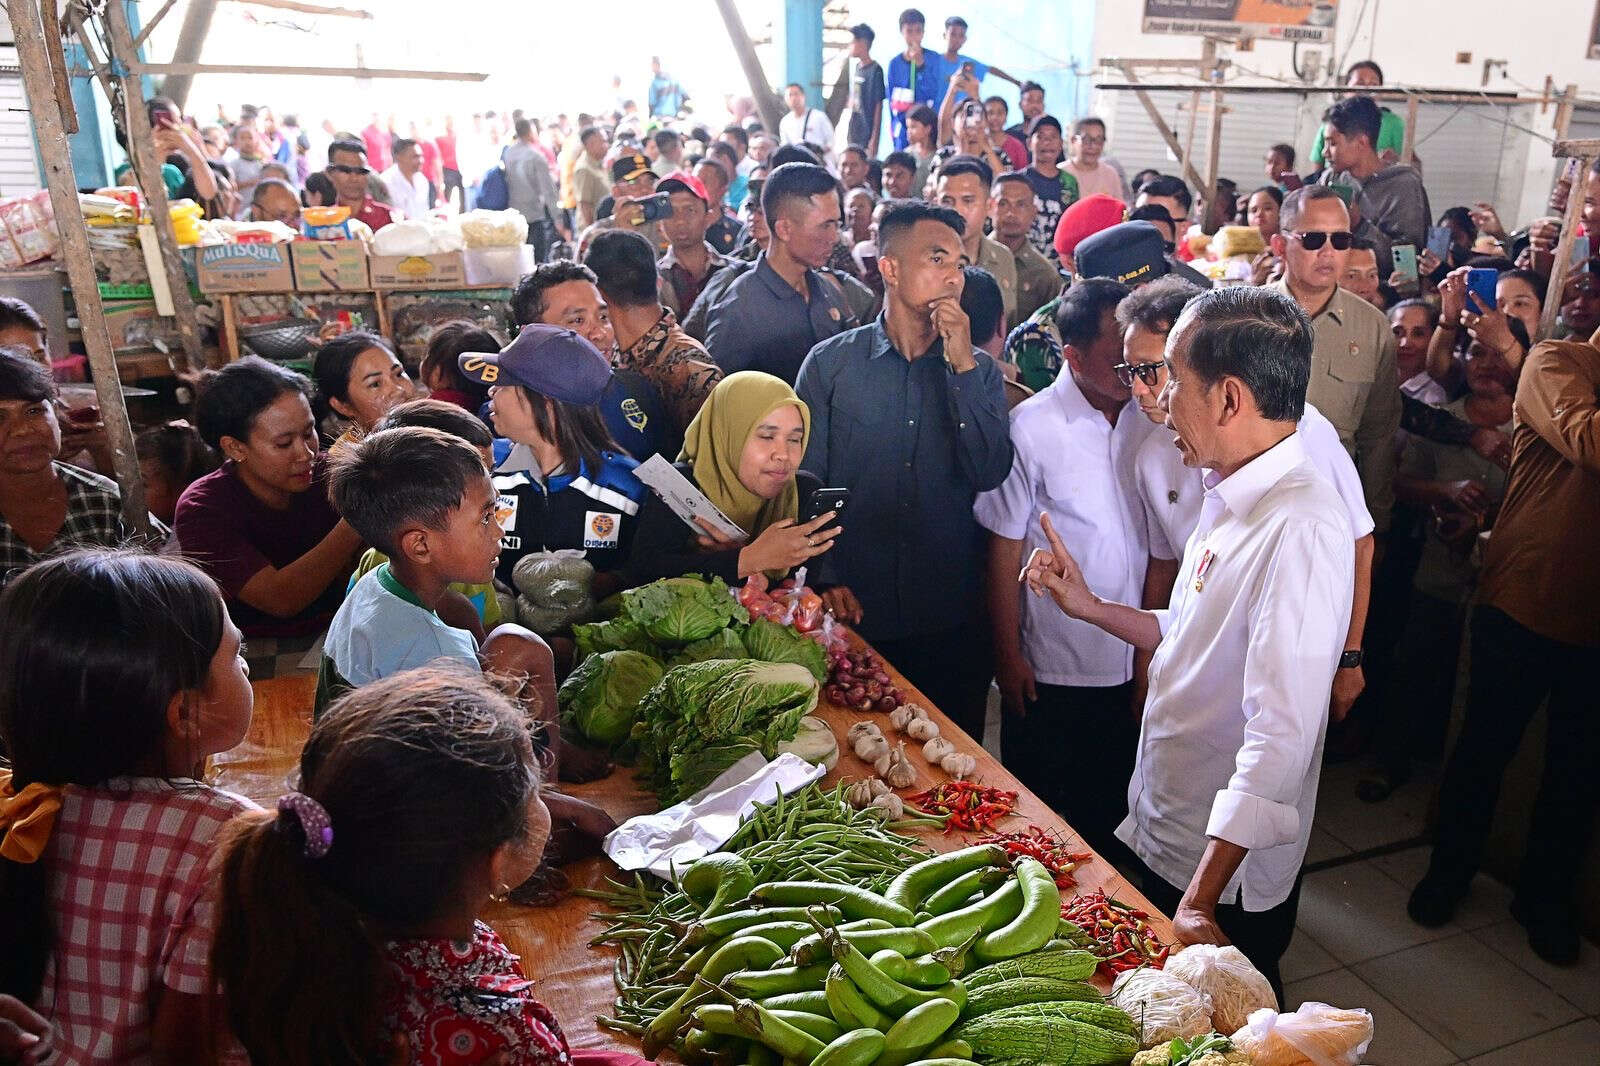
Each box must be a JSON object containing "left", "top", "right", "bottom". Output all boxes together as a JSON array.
[
  {"left": 869, "top": 791, "right": 905, "bottom": 819},
  {"left": 940, "top": 752, "right": 978, "bottom": 779},
  {"left": 922, "top": 736, "right": 956, "bottom": 763},
  {"left": 884, "top": 741, "right": 917, "bottom": 788},
  {"left": 854, "top": 733, "right": 890, "bottom": 763},
  {"left": 847, "top": 721, "right": 883, "bottom": 745},
  {"left": 873, "top": 748, "right": 894, "bottom": 776},
  {"left": 906, "top": 717, "right": 940, "bottom": 742},
  {"left": 887, "top": 705, "right": 917, "bottom": 732},
  {"left": 844, "top": 778, "right": 877, "bottom": 809}
]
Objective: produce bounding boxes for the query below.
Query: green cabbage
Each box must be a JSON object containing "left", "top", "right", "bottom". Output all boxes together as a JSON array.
[
  {"left": 741, "top": 618, "right": 828, "bottom": 681},
  {"left": 671, "top": 628, "right": 750, "bottom": 666},
  {"left": 573, "top": 617, "right": 661, "bottom": 664},
  {"left": 621, "top": 576, "right": 749, "bottom": 647},
  {"left": 632, "top": 659, "right": 820, "bottom": 802},
  {"left": 558, "top": 649, "right": 665, "bottom": 745}
]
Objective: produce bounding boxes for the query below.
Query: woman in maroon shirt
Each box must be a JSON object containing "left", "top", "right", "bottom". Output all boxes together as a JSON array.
[{"left": 175, "top": 356, "right": 362, "bottom": 637}]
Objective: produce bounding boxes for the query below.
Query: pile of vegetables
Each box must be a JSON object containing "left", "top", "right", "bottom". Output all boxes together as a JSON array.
[
  {"left": 977, "top": 827, "right": 1094, "bottom": 892},
  {"left": 1060, "top": 891, "right": 1171, "bottom": 981},
  {"left": 906, "top": 782, "right": 1020, "bottom": 834},
  {"left": 824, "top": 646, "right": 907, "bottom": 713},
  {"left": 557, "top": 577, "right": 835, "bottom": 779},
  {"left": 632, "top": 659, "right": 820, "bottom": 803},
  {"left": 591, "top": 809, "right": 1143, "bottom": 1066},
  {"left": 512, "top": 551, "right": 599, "bottom": 635}
]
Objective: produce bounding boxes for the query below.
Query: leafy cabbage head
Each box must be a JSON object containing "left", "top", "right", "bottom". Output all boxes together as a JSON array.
[
  {"left": 558, "top": 650, "right": 664, "bottom": 745},
  {"left": 621, "top": 576, "right": 749, "bottom": 646}
]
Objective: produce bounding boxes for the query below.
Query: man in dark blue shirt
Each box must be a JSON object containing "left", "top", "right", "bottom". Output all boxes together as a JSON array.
[
  {"left": 797, "top": 200, "right": 1013, "bottom": 736},
  {"left": 703, "top": 162, "right": 855, "bottom": 384}
]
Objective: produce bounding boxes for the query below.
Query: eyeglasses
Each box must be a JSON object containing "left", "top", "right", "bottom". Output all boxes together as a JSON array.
[
  {"left": 1114, "top": 361, "right": 1164, "bottom": 388},
  {"left": 328, "top": 164, "right": 370, "bottom": 176},
  {"left": 1290, "top": 230, "right": 1353, "bottom": 251}
]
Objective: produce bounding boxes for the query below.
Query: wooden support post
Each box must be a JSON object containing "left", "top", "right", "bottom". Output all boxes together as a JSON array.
[
  {"left": 1553, "top": 84, "right": 1579, "bottom": 141},
  {"left": 714, "top": 0, "right": 785, "bottom": 135},
  {"left": 1539, "top": 149, "right": 1596, "bottom": 340},
  {"left": 102, "top": 0, "right": 210, "bottom": 375},
  {"left": 1204, "top": 86, "right": 1224, "bottom": 226},
  {"left": 1402, "top": 93, "right": 1419, "bottom": 166},
  {"left": 10, "top": 0, "right": 150, "bottom": 533},
  {"left": 1119, "top": 63, "right": 1207, "bottom": 192},
  {"left": 40, "top": 0, "right": 77, "bottom": 135}
]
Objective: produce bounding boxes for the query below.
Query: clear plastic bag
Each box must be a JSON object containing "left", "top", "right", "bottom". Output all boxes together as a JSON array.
[
  {"left": 1230, "top": 1001, "right": 1374, "bottom": 1066},
  {"left": 1165, "top": 943, "right": 1278, "bottom": 1036},
  {"left": 1111, "top": 966, "right": 1215, "bottom": 1048}
]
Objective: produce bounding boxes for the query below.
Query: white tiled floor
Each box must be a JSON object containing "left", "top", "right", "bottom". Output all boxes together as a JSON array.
[{"left": 1287, "top": 759, "right": 1600, "bottom": 1064}]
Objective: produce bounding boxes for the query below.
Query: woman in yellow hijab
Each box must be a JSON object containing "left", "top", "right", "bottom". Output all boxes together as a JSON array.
[{"left": 625, "top": 372, "right": 859, "bottom": 618}]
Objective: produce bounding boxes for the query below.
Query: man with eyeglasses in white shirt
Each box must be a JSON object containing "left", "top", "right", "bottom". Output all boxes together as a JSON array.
[{"left": 1024, "top": 286, "right": 1355, "bottom": 1000}]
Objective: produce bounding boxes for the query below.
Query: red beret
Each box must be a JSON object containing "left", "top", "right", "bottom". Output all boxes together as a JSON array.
[{"left": 1054, "top": 193, "right": 1127, "bottom": 258}]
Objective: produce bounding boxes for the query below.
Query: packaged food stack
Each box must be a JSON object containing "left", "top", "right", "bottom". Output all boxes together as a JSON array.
[
  {"left": 80, "top": 193, "right": 141, "bottom": 252},
  {"left": 300, "top": 205, "right": 373, "bottom": 244},
  {"left": 167, "top": 200, "right": 204, "bottom": 246},
  {"left": 0, "top": 193, "right": 59, "bottom": 268}
]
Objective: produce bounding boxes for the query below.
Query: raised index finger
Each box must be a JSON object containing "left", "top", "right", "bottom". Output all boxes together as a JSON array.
[{"left": 1039, "top": 511, "right": 1070, "bottom": 563}]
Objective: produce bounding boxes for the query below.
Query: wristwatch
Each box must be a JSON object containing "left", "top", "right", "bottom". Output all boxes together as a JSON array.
[{"left": 1339, "top": 649, "right": 1365, "bottom": 669}]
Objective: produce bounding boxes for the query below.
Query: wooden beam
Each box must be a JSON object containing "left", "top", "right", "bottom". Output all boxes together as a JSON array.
[
  {"left": 1118, "top": 62, "right": 1207, "bottom": 193},
  {"left": 713, "top": 0, "right": 784, "bottom": 135},
  {"left": 1402, "top": 92, "right": 1418, "bottom": 166},
  {"left": 1552, "top": 139, "right": 1600, "bottom": 157},
  {"left": 224, "top": 0, "right": 374, "bottom": 17},
  {"left": 1204, "top": 87, "right": 1224, "bottom": 228},
  {"left": 156, "top": 0, "right": 218, "bottom": 109},
  {"left": 10, "top": 0, "right": 150, "bottom": 533},
  {"left": 133, "top": 0, "right": 186, "bottom": 50},
  {"left": 104, "top": 0, "right": 210, "bottom": 375},
  {"left": 1529, "top": 146, "right": 1593, "bottom": 340},
  {"left": 40, "top": 0, "right": 78, "bottom": 135},
  {"left": 133, "top": 61, "right": 488, "bottom": 80}
]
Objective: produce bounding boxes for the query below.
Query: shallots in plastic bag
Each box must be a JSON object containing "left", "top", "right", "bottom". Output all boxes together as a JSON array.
[
  {"left": 1111, "top": 966, "right": 1214, "bottom": 1048},
  {"left": 1229, "top": 1002, "right": 1374, "bottom": 1066},
  {"left": 1164, "top": 943, "right": 1278, "bottom": 1036}
]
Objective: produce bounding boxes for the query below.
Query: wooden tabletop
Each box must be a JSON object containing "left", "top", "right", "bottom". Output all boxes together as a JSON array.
[{"left": 219, "top": 638, "right": 1172, "bottom": 1053}]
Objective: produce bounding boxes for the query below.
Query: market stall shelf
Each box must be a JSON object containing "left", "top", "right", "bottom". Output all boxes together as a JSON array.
[{"left": 219, "top": 631, "right": 1173, "bottom": 1055}]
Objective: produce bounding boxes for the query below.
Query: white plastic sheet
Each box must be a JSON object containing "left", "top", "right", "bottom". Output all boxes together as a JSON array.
[{"left": 602, "top": 752, "right": 825, "bottom": 881}]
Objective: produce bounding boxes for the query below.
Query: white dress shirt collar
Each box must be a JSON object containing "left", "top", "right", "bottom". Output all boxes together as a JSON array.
[{"left": 1203, "top": 429, "right": 1307, "bottom": 525}]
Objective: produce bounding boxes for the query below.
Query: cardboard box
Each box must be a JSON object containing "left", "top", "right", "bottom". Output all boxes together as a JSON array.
[
  {"left": 194, "top": 242, "right": 295, "bottom": 293},
  {"left": 99, "top": 299, "right": 182, "bottom": 351},
  {"left": 368, "top": 250, "right": 467, "bottom": 289},
  {"left": 291, "top": 239, "right": 371, "bottom": 292}
]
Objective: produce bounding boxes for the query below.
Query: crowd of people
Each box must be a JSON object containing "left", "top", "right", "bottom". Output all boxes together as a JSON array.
[{"left": 1, "top": 7, "right": 1597, "bottom": 1064}]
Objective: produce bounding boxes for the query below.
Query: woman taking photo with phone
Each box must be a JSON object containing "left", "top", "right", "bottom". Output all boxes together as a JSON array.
[{"left": 625, "top": 371, "right": 862, "bottom": 622}]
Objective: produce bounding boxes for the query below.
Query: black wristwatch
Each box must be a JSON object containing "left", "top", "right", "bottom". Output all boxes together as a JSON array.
[{"left": 1339, "top": 649, "right": 1365, "bottom": 669}]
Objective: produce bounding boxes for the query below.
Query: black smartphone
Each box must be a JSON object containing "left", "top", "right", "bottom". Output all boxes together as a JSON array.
[
  {"left": 804, "top": 487, "right": 850, "bottom": 524},
  {"left": 637, "top": 192, "right": 673, "bottom": 223}
]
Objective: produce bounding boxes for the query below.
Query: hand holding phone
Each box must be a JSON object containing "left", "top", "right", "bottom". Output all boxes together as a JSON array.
[
  {"left": 1465, "top": 267, "right": 1498, "bottom": 314},
  {"left": 1389, "top": 244, "right": 1419, "bottom": 289},
  {"left": 1426, "top": 226, "right": 1451, "bottom": 260},
  {"left": 804, "top": 487, "right": 850, "bottom": 524}
]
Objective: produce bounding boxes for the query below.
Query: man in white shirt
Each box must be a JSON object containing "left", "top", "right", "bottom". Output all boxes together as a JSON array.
[
  {"left": 381, "top": 137, "right": 432, "bottom": 221},
  {"left": 1118, "top": 278, "right": 1377, "bottom": 726},
  {"left": 779, "top": 83, "right": 836, "bottom": 168},
  {"left": 1025, "top": 286, "right": 1355, "bottom": 997},
  {"left": 977, "top": 278, "right": 1159, "bottom": 862}
]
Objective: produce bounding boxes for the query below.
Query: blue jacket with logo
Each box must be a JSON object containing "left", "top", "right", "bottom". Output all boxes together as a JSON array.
[{"left": 489, "top": 442, "right": 646, "bottom": 583}]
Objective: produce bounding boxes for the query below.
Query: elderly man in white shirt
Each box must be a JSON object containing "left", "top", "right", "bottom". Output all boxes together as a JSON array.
[
  {"left": 1025, "top": 285, "right": 1355, "bottom": 998},
  {"left": 1115, "top": 277, "right": 1377, "bottom": 725},
  {"left": 976, "top": 277, "right": 1160, "bottom": 864}
]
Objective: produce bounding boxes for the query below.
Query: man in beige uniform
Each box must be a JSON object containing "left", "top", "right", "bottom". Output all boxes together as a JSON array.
[
  {"left": 1267, "top": 184, "right": 1397, "bottom": 718},
  {"left": 936, "top": 156, "right": 1017, "bottom": 324},
  {"left": 991, "top": 171, "right": 1062, "bottom": 328}
]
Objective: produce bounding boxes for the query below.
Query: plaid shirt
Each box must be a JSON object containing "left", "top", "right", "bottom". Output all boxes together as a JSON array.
[
  {"left": 37, "top": 777, "right": 255, "bottom": 1065},
  {"left": 616, "top": 308, "right": 723, "bottom": 441},
  {"left": 0, "top": 463, "right": 166, "bottom": 588}
]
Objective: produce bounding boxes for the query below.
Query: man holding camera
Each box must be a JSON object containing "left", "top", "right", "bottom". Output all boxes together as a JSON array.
[{"left": 576, "top": 151, "right": 667, "bottom": 260}]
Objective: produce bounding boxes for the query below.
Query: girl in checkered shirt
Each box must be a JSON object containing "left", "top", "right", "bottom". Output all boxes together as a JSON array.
[
  {"left": 0, "top": 550, "right": 256, "bottom": 1065},
  {"left": 211, "top": 667, "right": 648, "bottom": 1066}
]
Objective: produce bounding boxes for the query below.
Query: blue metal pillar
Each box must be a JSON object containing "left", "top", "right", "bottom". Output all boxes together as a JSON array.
[{"left": 779, "top": 0, "right": 826, "bottom": 106}]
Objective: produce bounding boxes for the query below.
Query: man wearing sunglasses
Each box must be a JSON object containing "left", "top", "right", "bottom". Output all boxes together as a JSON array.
[
  {"left": 325, "top": 139, "right": 394, "bottom": 233},
  {"left": 1268, "top": 184, "right": 1399, "bottom": 721}
]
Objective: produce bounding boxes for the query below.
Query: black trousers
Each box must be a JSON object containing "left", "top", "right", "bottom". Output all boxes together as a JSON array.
[
  {"left": 1373, "top": 590, "right": 1466, "bottom": 779},
  {"left": 1002, "top": 681, "right": 1137, "bottom": 869},
  {"left": 1134, "top": 858, "right": 1303, "bottom": 1006},
  {"left": 870, "top": 618, "right": 994, "bottom": 744},
  {"left": 1423, "top": 606, "right": 1599, "bottom": 916}
]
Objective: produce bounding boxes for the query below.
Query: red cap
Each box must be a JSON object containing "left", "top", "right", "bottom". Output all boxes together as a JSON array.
[
  {"left": 657, "top": 170, "right": 711, "bottom": 206},
  {"left": 1054, "top": 194, "right": 1127, "bottom": 259}
]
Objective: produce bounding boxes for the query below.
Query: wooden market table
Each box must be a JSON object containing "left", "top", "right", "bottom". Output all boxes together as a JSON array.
[{"left": 217, "top": 638, "right": 1174, "bottom": 1054}]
